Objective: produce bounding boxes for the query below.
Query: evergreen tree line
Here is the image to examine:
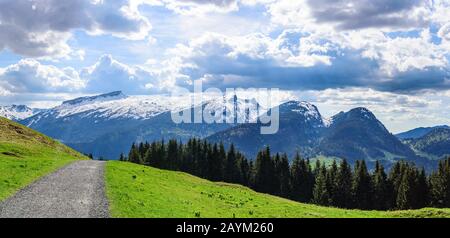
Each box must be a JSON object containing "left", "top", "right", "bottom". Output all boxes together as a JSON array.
[{"left": 122, "top": 138, "right": 450, "bottom": 210}]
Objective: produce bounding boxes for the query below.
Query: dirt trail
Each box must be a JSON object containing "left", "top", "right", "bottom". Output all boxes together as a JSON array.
[{"left": 0, "top": 160, "right": 109, "bottom": 218}]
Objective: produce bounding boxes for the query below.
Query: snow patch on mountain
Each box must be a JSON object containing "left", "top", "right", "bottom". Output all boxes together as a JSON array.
[
  {"left": 322, "top": 116, "right": 333, "bottom": 127},
  {"left": 51, "top": 94, "right": 193, "bottom": 120},
  {"left": 62, "top": 91, "right": 127, "bottom": 106},
  {"left": 281, "top": 100, "right": 326, "bottom": 127},
  {"left": 22, "top": 92, "right": 271, "bottom": 127},
  {"left": 0, "top": 105, "right": 42, "bottom": 121}
]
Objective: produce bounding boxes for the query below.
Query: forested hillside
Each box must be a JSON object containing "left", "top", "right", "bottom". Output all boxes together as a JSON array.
[{"left": 123, "top": 139, "right": 450, "bottom": 210}]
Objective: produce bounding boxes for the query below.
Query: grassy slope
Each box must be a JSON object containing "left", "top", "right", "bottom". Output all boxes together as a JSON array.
[
  {"left": 106, "top": 161, "right": 450, "bottom": 218},
  {"left": 0, "top": 117, "right": 87, "bottom": 200}
]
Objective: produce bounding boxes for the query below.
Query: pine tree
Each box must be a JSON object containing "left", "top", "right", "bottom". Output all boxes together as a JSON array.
[
  {"left": 152, "top": 140, "right": 166, "bottom": 169},
  {"left": 248, "top": 160, "right": 255, "bottom": 188},
  {"left": 119, "top": 153, "right": 126, "bottom": 161},
  {"left": 388, "top": 161, "right": 403, "bottom": 207},
  {"left": 312, "top": 164, "right": 330, "bottom": 206},
  {"left": 225, "top": 144, "right": 239, "bottom": 183},
  {"left": 138, "top": 142, "right": 145, "bottom": 157},
  {"left": 289, "top": 155, "right": 314, "bottom": 202},
  {"left": 333, "top": 159, "right": 353, "bottom": 208},
  {"left": 327, "top": 160, "right": 338, "bottom": 206},
  {"left": 372, "top": 161, "right": 391, "bottom": 210},
  {"left": 208, "top": 143, "right": 223, "bottom": 181},
  {"left": 237, "top": 153, "right": 250, "bottom": 186},
  {"left": 414, "top": 168, "right": 429, "bottom": 209},
  {"left": 218, "top": 143, "right": 227, "bottom": 179},
  {"left": 167, "top": 139, "right": 179, "bottom": 170},
  {"left": 276, "top": 153, "right": 291, "bottom": 197},
  {"left": 352, "top": 160, "right": 373, "bottom": 209},
  {"left": 273, "top": 153, "right": 282, "bottom": 195},
  {"left": 290, "top": 154, "right": 306, "bottom": 201},
  {"left": 314, "top": 159, "right": 321, "bottom": 176},
  {"left": 128, "top": 143, "right": 141, "bottom": 164},
  {"left": 396, "top": 167, "right": 413, "bottom": 210},
  {"left": 430, "top": 158, "right": 450, "bottom": 207},
  {"left": 253, "top": 147, "right": 274, "bottom": 194}
]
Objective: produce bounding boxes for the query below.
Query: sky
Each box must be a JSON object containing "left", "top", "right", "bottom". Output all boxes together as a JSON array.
[{"left": 0, "top": 0, "right": 449, "bottom": 133}]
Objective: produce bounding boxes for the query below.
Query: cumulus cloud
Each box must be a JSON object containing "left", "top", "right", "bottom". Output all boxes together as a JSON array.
[
  {"left": 0, "top": 55, "right": 168, "bottom": 95},
  {"left": 313, "top": 88, "right": 437, "bottom": 110},
  {"left": 164, "top": 31, "right": 450, "bottom": 93},
  {"left": 0, "top": 59, "right": 84, "bottom": 93},
  {"left": 0, "top": 0, "right": 152, "bottom": 58},
  {"left": 267, "top": 0, "right": 429, "bottom": 30},
  {"left": 152, "top": 0, "right": 239, "bottom": 15},
  {"left": 81, "top": 54, "right": 164, "bottom": 94},
  {"left": 352, "top": 30, "right": 448, "bottom": 76},
  {"left": 438, "top": 23, "right": 450, "bottom": 41},
  {"left": 306, "top": 0, "right": 427, "bottom": 30}
]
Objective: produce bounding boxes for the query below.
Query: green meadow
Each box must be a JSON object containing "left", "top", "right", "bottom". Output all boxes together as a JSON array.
[
  {"left": 105, "top": 161, "right": 450, "bottom": 218},
  {"left": 0, "top": 117, "right": 87, "bottom": 200}
]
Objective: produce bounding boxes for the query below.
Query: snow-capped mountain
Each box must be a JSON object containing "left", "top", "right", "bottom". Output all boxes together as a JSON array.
[
  {"left": 207, "top": 100, "right": 327, "bottom": 159},
  {"left": 25, "top": 91, "right": 265, "bottom": 127},
  {"left": 280, "top": 101, "right": 328, "bottom": 128},
  {"left": 0, "top": 105, "right": 42, "bottom": 121},
  {"left": 19, "top": 91, "right": 265, "bottom": 159},
  {"left": 11, "top": 91, "right": 437, "bottom": 169},
  {"left": 24, "top": 91, "right": 193, "bottom": 127},
  {"left": 207, "top": 101, "right": 429, "bottom": 170}
]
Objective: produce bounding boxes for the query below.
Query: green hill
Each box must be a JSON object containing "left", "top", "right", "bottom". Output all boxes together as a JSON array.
[
  {"left": 106, "top": 161, "right": 450, "bottom": 218},
  {"left": 0, "top": 117, "right": 87, "bottom": 200},
  {"left": 403, "top": 128, "right": 450, "bottom": 159}
]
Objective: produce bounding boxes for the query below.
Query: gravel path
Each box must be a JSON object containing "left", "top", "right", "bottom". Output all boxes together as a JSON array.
[{"left": 0, "top": 160, "right": 109, "bottom": 218}]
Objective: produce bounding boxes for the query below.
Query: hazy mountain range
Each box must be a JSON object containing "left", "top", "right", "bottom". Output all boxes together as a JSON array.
[
  {"left": 395, "top": 125, "right": 450, "bottom": 139},
  {"left": 0, "top": 105, "right": 43, "bottom": 121},
  {"left": 1, "top": 91, "right": 449, "bottom": 170}
]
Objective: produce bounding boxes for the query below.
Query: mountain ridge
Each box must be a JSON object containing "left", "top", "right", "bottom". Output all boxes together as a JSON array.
[
  {"left": 1, "top": 92, "right": 445, "bottom": 169},
  {"left": 207, "top": 100, "right": 427, "bottom": 169},
  {"left": 0, "top": 105, "right": 42, "bottom": 121},
  {"left": 396, "top": 125, "right": 450, "bottom": 139},
  {"left": 403, "top": 128, "right": 450, "bottom": 159},
  {"left": 19, "top": 92, "right": 263, "bottom": 159}
]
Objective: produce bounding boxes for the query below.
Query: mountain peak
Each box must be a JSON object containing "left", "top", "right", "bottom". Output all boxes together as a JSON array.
[
  {"left": 282, "top": 100, "right": 317, "bottom": 111},
  {"left": 330, "top": 107, "right": 388, "bottom": 135},
  {"left": 0, "top": 105, "right": 40, "bottom": 121},
  {"left": 62, "top": 91, "right": 127, "bottom": 106},
  {"left": 347, "top": 107, "right": 377, "bottom": 120},
  {"left": 396, "top": 125, "right": 450, "bottom": 139},
  {"left": 279, "top": 100, "right": 325, "bottom": 127},
  {"left": 9, "top": 105, "right": 30, "bottom": 112},
  {"left": 350, "top": 107, "right": 371, "bottom": 113}
]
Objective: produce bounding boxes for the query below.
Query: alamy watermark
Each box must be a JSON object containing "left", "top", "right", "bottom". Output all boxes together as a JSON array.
[{"left": 170, "top": 80, "right": 280, "bottom": 134}]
